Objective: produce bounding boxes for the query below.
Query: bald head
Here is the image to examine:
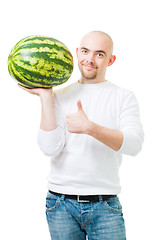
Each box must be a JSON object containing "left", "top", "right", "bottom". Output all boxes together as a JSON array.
[
  {"left": 80, "top": 31, "right": 114, "bottom": 57},
  {"left": 77, "top": 31, "right": 116, "bottom": 83}
]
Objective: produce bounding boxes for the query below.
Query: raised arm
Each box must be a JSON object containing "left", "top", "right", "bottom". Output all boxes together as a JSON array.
[
  {"left": 18, "top": 84, "right": 66, "bottom": 157},
  {"left": 18, "top": 84, "right": 57, "bottom": 131}
]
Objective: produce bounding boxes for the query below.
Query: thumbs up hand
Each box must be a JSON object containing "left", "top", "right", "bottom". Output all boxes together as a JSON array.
[{"left": 66, "top": 100, "right": 90, "bottom": 134}]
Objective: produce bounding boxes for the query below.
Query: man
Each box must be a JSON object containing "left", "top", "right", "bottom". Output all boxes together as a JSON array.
[{"left": 19, "top": 31, "right": 144, "bottom": 240}]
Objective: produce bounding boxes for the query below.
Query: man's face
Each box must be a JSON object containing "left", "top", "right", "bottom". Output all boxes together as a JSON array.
[{"left": 76, "top": 33, "right": 114, "bottom": 82}]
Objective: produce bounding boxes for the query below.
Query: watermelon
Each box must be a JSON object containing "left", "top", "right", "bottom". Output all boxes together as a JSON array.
[{"left": 8, "top": 35, "right": 73, "bottom": 88}]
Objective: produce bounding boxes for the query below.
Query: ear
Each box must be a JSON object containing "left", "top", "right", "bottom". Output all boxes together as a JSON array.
[
  {"left": 108, "top": 55, "right": 116, "bottom": 67},
  {"left": 76, "top": 48, "right": 79, "bottom": 58}
]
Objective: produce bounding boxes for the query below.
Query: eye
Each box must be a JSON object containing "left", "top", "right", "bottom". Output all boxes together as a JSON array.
[
  {"left": 82, "top": 49, "right": 88, "bottom": 54},
  {"left": 97, "top": 53, "right": 104, "bottom": 57}
]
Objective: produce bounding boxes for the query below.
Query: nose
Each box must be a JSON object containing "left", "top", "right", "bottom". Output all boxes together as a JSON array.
[{"left": 86, "top": 53, "right": 95, "bottom": 64}]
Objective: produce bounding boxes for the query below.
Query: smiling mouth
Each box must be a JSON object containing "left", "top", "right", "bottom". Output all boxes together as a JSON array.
[{"left": 83, "top": 65, "right": 96, "bottom": 69}]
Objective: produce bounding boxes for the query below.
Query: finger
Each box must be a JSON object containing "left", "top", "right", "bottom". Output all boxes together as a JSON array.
[
  {"left": 66, "top": 114, "right": 71, "bottom": 118},
  {"left": 18, "top": 84, "right": 31, "bottom": 92},
  {"left": 18, "top": 83, "right": 31, "bottom": 90},
  {"left": 77, "top": 100, "right": 83, "bottom": 111},
  {"left": 18, "top": 84, "right": 25, "bottom": 89},
  {"left": 18, "top": 83, "right": 38, "bottom": 95}
]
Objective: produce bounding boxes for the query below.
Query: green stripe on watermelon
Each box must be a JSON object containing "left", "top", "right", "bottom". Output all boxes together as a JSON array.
[
  {"left": 11, "top": 55, "right": 72, "bottom": 79},
  {"left": 11, "top": 62, "right": 69, "bottom": 87},
  {"left": 13, "top": 36, "right": 70, "bottom": 56},
  {"left": 14, "top": 49, "right": 73, "bottom": 68}
]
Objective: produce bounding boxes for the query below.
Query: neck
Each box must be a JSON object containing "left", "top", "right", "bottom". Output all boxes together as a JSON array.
[{"left": 78, "top": 77, "right": 107, "bottom": 84}]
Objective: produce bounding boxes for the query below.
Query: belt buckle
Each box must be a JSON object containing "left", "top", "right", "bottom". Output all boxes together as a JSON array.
[{"left": 77, "top": 195, "right": 90, "bottom": 203}]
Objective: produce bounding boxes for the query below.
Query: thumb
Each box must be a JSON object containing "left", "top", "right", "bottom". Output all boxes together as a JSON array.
[{"left": 77, "top": 100, "right": 83, "bottom": 111}]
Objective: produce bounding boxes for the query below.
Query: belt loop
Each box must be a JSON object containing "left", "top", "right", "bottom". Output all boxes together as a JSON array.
[
  {"left": 60, "top": 194, "right": 65, "bottom": 201},
  {"left": 98, "top": 195, "right": 103, "bottom": 203}
]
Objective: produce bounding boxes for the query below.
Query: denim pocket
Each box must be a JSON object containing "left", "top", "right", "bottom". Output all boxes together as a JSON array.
[
  {"left": 46, "top": 192, "right": 61, "bottom": 212},
  {"left": 104, "top": 196, "right": 122, "bottom": 214}
]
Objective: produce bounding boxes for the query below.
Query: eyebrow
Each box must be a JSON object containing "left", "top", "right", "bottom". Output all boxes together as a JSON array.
[{"left": 80, "top": 47, "right": 106, "bottom": 55}]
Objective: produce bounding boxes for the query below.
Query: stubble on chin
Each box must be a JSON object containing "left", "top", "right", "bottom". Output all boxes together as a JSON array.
[
  {"left": 81, "top": 71, "right": 97, "bottom": 79},
  {"left": 80, "top": 66, "right": 98, "bottom": 80}
]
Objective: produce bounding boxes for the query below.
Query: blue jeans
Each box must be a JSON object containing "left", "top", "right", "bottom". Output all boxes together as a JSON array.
[{"left": 46, "top": 191, "right": 126, "bottom": 240}]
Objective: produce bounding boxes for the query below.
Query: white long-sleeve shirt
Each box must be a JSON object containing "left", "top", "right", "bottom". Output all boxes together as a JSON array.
[{"left": 38, "top": 81, "right": 144, "bottom": 195}]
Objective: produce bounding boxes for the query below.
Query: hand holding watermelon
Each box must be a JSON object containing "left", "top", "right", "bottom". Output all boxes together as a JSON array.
[{"left": 18, "top": 83, "right": 53, "bottom": 97}]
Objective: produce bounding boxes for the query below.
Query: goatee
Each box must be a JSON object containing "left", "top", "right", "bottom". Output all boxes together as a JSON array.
[{"left": 81, "top": 70, "right": 97, "bottom": 80}]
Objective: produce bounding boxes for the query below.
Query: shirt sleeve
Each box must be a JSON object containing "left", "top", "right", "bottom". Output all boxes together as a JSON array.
[
  {"left": 118, "top": 91, "right": 144, "bottom": 156},
  {"left": 37, "top": 90, "right": 66, "bottom": 157}
]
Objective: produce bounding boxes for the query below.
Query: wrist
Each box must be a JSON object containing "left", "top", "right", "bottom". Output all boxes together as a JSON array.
[
  {"left": 86, "top": 121, "right": 95, "bottom": 135},
  {"left": 39, "top": 90, "right": 54, "bottom": 103}
]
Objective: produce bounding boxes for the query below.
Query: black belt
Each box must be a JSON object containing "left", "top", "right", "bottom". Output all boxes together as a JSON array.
[{"left": 49, "top": 190, "right": 116, "bottom": 203}]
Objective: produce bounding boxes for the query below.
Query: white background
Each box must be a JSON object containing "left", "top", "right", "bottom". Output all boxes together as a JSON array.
[{"left": 0, "top": 0, "right": 160, "bottom": 239}]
